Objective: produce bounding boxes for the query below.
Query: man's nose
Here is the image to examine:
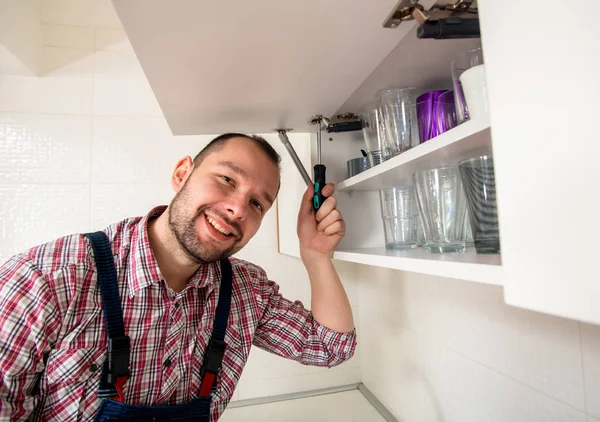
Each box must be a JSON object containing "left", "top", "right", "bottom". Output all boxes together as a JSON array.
[{"left": 225, "top": 194, "right": 248, "bottom": 220}]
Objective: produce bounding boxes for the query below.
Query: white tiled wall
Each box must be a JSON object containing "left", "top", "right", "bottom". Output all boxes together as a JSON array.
[
  {"left": 358, "top": 265, "right": 600, "bottom": 421},
  {"left": 0, "top": 0, "right": 360, "bottom": 403}
]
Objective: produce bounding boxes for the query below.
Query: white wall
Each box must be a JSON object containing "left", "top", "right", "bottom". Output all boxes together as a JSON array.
[
  {"left": 358, "top": 265, "right": 600, "bottom": 422},
  {"left": 0, "top": 0, "right": 360, "bottom": 403}
]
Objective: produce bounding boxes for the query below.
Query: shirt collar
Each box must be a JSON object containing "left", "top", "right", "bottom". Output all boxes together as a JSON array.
[{"left": 126, "top": 206, "right": 219, "bottom": 298}]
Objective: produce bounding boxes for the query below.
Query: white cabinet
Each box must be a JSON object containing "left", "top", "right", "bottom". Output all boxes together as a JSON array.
[
  {"left": 478, "top": 0, "right": 600, "bottom": 324},
  {"left": 113, "top": 0, "right": 600, "bottom": 324}
]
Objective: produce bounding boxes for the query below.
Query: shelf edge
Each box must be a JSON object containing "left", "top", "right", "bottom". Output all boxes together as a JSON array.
[{"left": 333, "top": 249, "right": 503, "bottom": 286}]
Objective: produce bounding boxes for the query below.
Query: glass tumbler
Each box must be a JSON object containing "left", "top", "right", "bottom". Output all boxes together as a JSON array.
[
  {"left": 377, "top": 87, "right": 420, "bottom": 156},
  {"left": 435, "top": 90, "right": 458, "bottom": 135},
  {"left": 379, "top": 186, "right": 419, "bottom": 249},
  {"left": 362, "top": 104, "right": 390, "bottom": 166},
  {"left": 416, "top": 90, "right": 449, "bottom": 142},
  {"left": 451, "top": 48, "right": 488, "bottom": 124},
  {"left": 458, "top": 155, "right": 500, "bottom": 254},
  {"left": 414, "top": 167, "right": 467, "bottom": 253}
]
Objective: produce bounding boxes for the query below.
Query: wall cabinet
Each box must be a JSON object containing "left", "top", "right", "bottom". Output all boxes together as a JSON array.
[{"left": 114, "top": 0, "right": 600, "bottom": 324}]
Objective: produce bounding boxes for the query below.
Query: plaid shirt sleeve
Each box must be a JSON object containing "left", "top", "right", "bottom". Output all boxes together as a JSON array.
[
  {"left": 0, "top": 254, "right": 61, "bottom": 420},
  {"left": 251, "top": 267, "right": 356, "bottom": 368}
]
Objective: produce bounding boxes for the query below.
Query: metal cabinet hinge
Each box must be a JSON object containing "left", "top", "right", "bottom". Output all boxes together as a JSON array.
[{"left": 383, "top": 0, "right": 478, "bottom": 29}]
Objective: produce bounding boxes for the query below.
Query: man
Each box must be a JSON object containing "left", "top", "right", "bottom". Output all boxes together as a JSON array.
[{"left": 0, "top": 133, "right": 356, "bottom": 421}]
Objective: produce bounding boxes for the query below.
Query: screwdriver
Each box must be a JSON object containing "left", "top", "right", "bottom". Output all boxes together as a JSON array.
[{"left": 313, "top": 118, "right": 326, "bottom": 211}]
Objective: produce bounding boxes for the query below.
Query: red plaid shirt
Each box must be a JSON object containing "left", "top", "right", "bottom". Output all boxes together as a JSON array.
[{"left": 0, "top": 206, "right": 356, "bottom": 421}]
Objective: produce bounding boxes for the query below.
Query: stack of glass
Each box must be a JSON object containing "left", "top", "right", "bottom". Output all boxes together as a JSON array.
[{"left": 379, "top": 186, "right": 419, "bottom": 250}]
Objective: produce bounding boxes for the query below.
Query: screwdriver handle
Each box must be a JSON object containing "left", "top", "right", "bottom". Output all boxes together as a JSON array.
[{"left": 313, "top": 164, "right": 326, "bottom": 211}]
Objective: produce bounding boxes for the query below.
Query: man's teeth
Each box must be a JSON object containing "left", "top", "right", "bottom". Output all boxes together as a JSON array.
[{"left": 206, "top": 216, "right": 231, "bottom": 236}]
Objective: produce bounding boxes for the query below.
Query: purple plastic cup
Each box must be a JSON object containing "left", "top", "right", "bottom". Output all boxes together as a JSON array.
[{"left": 416, "top": 90, "right": 449, "bottom": 142}]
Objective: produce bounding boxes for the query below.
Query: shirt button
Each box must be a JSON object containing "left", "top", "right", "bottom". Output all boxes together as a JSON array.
[
  {"left": 164, "top": 358, "right": 172, "bottom": 368},
  {"left": 174, "top": 301, "right": 180, "bottom": 308},
  {"left": 89, "top": 363, "right": 98, "bottom": 372}
]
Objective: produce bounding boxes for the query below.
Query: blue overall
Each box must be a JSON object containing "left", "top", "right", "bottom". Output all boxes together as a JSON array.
[{"left": 84, "top": 231, "right": 233, "bottom": 422}]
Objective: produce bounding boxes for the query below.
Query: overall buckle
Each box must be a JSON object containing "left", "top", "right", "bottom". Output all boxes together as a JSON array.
[{"left": 107, "top": 336, "right": 130, "bottom": 384}]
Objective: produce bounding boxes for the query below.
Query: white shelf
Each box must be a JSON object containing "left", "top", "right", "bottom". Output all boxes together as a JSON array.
[
  {"left": 337, "top": 117, "right": 491, "bottom": 191},
  {"left": 333, "top": 247, "right": 502, "bottom": 286}
]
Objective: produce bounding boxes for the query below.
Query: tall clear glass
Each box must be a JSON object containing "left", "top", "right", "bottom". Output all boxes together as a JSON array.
[
  {"left": 377, "top": 87, "right": 420, "bottom": 156},
  {"left": 379, "top": 186, "right": 419, "bottom": 249},
  {"left": 361, "top": 104, "right": 390, "bottom": 166},
  {"left": 458, "top": 155, "right": 500, "bottom": 254},
  {"left": 435, "top": 90, "right": 458, "bottom": 135},
  {"left": 414, "top": 167, "right": 467, "bottom": 253},
  {"left": 451, "top": 48, "right": 488, "bottom": 124}
]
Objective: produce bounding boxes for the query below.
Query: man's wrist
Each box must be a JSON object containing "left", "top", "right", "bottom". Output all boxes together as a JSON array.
[{"left": 300, "top": 248, "right": 332, "bottom": 265}]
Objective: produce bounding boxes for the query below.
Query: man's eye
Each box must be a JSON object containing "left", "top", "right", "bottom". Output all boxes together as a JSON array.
[
  {"left": 251, "top": 200, "right": 263, "bottom": 211},
  {"left": 221, "top": 176, "right": 233, "bottom": 184}
]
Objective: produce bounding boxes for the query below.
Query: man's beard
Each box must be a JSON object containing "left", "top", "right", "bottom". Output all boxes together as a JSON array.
[{"left": 168, "top": 183, "right": 243, "bottom": 264}]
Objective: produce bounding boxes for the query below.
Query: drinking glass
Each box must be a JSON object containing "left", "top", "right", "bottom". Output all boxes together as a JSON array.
[
  {"left": 361, "top": 105, "right": 390, "bottom": 166},
  {"left": 414, "top": 167, "right": 467, "bottom": 253},
  {"left": 377, "top": 87, "right": 420, "bottom": 155},
  {"left": 458, "top": 155, "right": 500, "bottom": 253},
  {"left": 416, "top": 90, "right": 449, "bottom": 142},
  {"left": 451, "top": 48, "right": 488, "bottom": 123},
  {"left": 379, "top": 186, "right": 419, "bottom": 249},
  {"left": 435, "top": 90, "right": 458, "bottom": 135}
]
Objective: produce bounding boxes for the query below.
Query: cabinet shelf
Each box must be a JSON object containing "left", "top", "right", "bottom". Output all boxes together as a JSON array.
[
  {"left": 333, "top": 247, "right": 502, "bottom": 286},
  {"left": 337, "top": 117, "right": 491, "bottom": 191}
]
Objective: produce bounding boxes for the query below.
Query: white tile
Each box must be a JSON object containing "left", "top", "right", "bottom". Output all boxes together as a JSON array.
[
  {"left": 360, "top": 266, "right": 586, "bottom": 410},
  {"left": 41, "top": 0, "right": 122, "bottom": 28},
  {"left": 0, "top": 113, "right": 91, "bottom": 184},
  {"left": 422, "top": 342, "right": 587, "bottom": 422},
  {"left": 42, "top": 24, "right": 95, "bottom": 49},
  {"left": 93, "top": 50, "right": 146, "bottom": 79},
  {"left": 90, "top": 183, "right": 173, "bottom": 230},
  {"left": 0, "top": 73, "right": 93, "bottom": 115},
  {"left": 588, "top": 417, "right": 600, "bottom": 422},
  {"left": 236, "top": 364, "right": 360, "bottom": 400},
  {"left": 91, "top": 116, "right": 209, "bottom": 183},
  {"left": 581, "top": 322, "right": 600, "bottom": 418},
  {"left": 360, "top": 324, "right": 423, "bottom": 422},
  {"left": 42, "top": 46, "right": 94, "bottom": 77},
  {"left": 0, "top": 46, "right": 93, "bottom": 114},
  {"left": 92, "top": 76, "right": 164, "bottom": 117},
  {"left": 0, "top": 0, "right": 42, "bottom": 76},
  {"left": 95, "top": 28, "right": 132, "bottom": 52},
  {"left": 0, "top": 46, "right": 39, "bottom": 77},
  {"left": 0, "top": 184, "right": 90, "bottom": 262},
  {"left": 222, "top": 390, "right": 385, "bottom": 422}
]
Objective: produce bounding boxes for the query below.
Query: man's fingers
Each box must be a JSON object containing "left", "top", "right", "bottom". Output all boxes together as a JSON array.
[
  {"left": 315, "top": 195, "right": 337, "bottom": 222},
  {"left": 317, "top": 209, "right": 342, "bottom": 232},
  {"left": 321, "top": 182, "right": 336, "bottom": 198},
  {"left": 323, "top": 220, "right": 345, "bottom": 236}
]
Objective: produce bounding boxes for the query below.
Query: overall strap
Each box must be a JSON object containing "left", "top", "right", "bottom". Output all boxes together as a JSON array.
[
  {"left": 199, "top": 258, "right": 233, "bottom": 397},
  {"left": 84, "top": 231, "right": 130, "bottom": 402}
]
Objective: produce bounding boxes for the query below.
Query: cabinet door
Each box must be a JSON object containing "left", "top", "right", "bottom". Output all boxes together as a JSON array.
[{"left": 479, "top": 0, "right": 600, "bottom": 323}]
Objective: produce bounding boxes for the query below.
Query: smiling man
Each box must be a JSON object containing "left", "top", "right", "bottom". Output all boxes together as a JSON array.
[{"left": 0, "top": 133, "right": 356, "bottom": 421}]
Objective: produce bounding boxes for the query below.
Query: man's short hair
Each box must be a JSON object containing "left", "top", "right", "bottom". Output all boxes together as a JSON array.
[{"left": 193, "top": 133, "right": 281, "bottom": 170}]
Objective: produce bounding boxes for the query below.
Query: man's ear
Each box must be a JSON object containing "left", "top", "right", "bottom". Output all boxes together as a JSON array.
[{"left": 171, "top": 156, "right": 194, "bottom": 192}]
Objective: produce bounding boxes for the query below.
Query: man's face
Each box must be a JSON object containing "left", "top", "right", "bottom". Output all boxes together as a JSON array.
[{"left": 168, "top": 137, "right": 280, "bottom": 264}]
